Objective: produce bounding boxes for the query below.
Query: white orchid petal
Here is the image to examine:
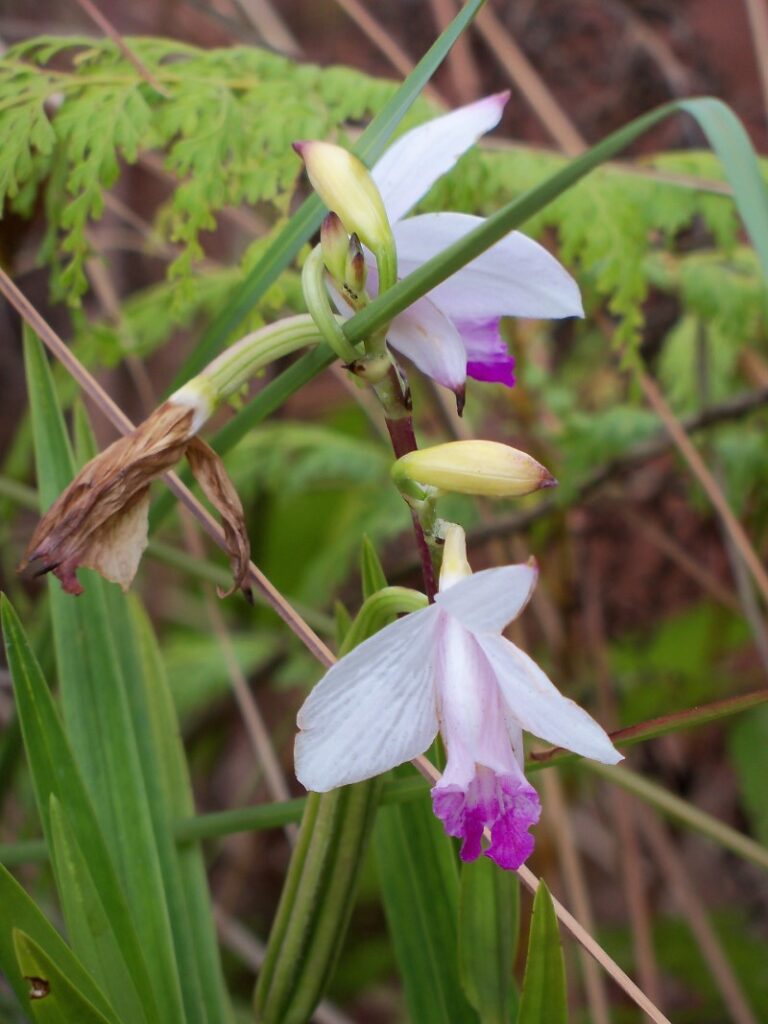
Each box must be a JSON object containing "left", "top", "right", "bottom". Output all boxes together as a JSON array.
[
  {"left": 388, "top": 294, "right": 467, "bottom": 392},
  {"left": 372, "top": 93, "right": 508, "bottom": 224},
  {"left": 477, "top": 634, "right": 622, "bottom": 764},
  {"left": 436, "top": 614, "right": 519, "bottom": 784},
  {"left": 295, "top": 607, "right": 440, "bottom": 791},
  {"left": 394, "top": 213, "right": 584, "bottom": 320},
  {"left": 435, "top": 564, "right": 537, "bottom": 632}
]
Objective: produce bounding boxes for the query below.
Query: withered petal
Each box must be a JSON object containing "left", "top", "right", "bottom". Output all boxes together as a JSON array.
[
  {"left": 79, "top": 489, "right": 150, "bottom": 592},
  {"left": 185, "top": 437, "right": 252, "bottom": 599},
  {"left": 20, "top": 402, "right": 194, "bottom": 594}
]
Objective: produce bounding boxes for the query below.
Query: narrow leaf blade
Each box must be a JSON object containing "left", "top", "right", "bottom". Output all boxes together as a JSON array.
[{"left": 517, "top": 881, "right": 568, "bottom": 1024}]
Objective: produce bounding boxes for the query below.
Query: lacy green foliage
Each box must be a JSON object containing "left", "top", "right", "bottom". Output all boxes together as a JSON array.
[{"left": 0, "top": 37, "right": 408, "bottom": 303}]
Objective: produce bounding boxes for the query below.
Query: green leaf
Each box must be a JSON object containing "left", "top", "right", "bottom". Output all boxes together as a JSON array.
[
  {"left": 47, "top": 798, "right": 149, "bottom": 1024},
  {"left": 374, "top": 770, "right": 479, "bottom": 1024},
  {"left": 22, "top": 329, "right": 186, "bottom": 1022},
  {"left": 360, "top": 536, "right": 388, "bottom": 599},
  {"left": 458, "top": 857, "right": 520, "bottom": 1024},
  {"left": 173, "top": 0, "right": 487, "bottom": 385},
  {"left": 729, "top": 705, "right": 768, "bottom": 846},
  {"left": 128, "top": 598, "right": 234, "bottom": 1024},
  {"left": 0, "top": 863, "right": 119, "bottom": 1022},
  {"left": 12, "top": 931, "right": 115, "bottom": 1024},
  {"left": 0, "top": 595, "right": 160, "bottom": 1022},
  {"left": 517, "top": 881, "right": 568, "bottom": 1024}
]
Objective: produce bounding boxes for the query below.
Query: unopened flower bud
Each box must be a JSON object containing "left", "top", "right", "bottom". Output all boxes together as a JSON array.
[
  {"left": 344, "top": 233, "right": 367, "bottom": 302},
  {"left": 293, "top": 141, "right": 392, "bottom": 256},
  {"left": 392, "top": 440, "right": 557, "bottom": 498},
  {"left": 320, "top": 212, "right": 348, "bottom": 283},
  {"left": 439, "top": 524, "right": 472, "bottom": 590}
]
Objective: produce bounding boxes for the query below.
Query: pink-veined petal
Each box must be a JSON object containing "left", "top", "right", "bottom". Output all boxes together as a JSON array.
[
  {"left": 456, "top": 318, "right": 516, "bottom": 387},
  {"left": 435, "top": 564, "right": 537, "bottom": 633},
  {"left": 394, "top": 213, "right": 584, "bottom": 320},
  {"left": 295, "top": 606, "right": 440, "bottom": 791},
  {"left": 372, "top": 92, "right": 509, "bottom": 224},
  {"left": 476, "top": 634, "right": 622, "bottom": 764},
  {"left": 388, "top": 294, "right": 467, "bottom": 392}
]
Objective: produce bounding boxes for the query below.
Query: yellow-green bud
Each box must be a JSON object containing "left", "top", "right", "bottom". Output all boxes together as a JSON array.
[
  {"left": 320, "top": 212, "right": 348, "bottom": 283},
  {"left": 392, "top": 440, "right": 557, "bottom": 498},
  {"left": 344, "top": 233, "right": 367, "bottom": 302},
  {"left": 293, "top": 141, "right": 392, "bottom": 255},
  {"left": 439, "top": 524, "right": 472, "bottom": 590}
]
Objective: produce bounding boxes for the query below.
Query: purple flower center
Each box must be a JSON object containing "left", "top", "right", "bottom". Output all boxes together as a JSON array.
[{"left": 431, "top": 765, "right": 541, "bottom": 870}]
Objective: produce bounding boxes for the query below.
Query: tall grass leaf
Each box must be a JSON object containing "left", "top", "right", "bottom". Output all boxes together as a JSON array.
[
  {"left": 458, "top": 856, "right": 520, "bottom": 1024},
  {"left": 0, "top": 594, "right": 160, "bottom": 1022},
  {"left": 360, "top": 536, "right": 388, "bottom": 599},
  {"left": 12, "top": 931, "right": 115, "bottom": 1024},
  {"left": 172, "top": 0, "right": 487, "bottom": 387},
  {"left": 69, "top": 399, "right": 228, "bottom": 1022},
  {"left": 517, "top": 881, "right": 568, "bottom": 1024},
  {"left": 129, "top": 598, "right": 235, "bottom": 1024},
  {"left": 0, "top": 863, "right": 119, "bottom": 1021},
  {"left": 374, "top": 770, "right": 479, "bottom": 1024},
  {"left": 23, "top": 329, "right": 186, "bottom": 1022},
  {"left": 47, "top": 798, "right": 149, "bottom": 1024}
]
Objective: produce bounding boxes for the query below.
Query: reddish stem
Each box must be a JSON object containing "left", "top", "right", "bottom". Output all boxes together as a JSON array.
[{"left": 385, "top": 412, "right": 438, "bottom": 602}]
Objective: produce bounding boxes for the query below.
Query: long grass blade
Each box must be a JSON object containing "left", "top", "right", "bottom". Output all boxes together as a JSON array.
[
  {"left": 0, "top": 863, "right": 119, "bottom": 1022},
  {"left": 23, "top": 330, "right": 187, "bottom": 1022},
  {"left": 0, "top": 595, "right": 161, "bottom": 1022},
  {"left": 374, "top": 768, "right": 479, "bottom": 1024},
  {"left": 12, "top": 931, "right": 116, "bottom": 1024},
  {"left": 517, "top": 881, "right": 568, "bottom": 1024}
]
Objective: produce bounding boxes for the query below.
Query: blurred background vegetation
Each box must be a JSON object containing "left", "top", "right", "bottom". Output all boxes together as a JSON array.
[{"left": 1, "top": 1, "right": 768, "bottom": 1021}]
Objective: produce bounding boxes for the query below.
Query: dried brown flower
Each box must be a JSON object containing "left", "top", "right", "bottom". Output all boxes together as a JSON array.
[{"left": 20, "top": 400, "right": 250, "bottom": 597}]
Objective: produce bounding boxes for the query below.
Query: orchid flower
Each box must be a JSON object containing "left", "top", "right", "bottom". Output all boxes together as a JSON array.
[
  {"left": 295, "top": 526, "right": 621, "bottom": 869},
  {"left": 296, "top": 93, "right": 583, "bottom": 396}
]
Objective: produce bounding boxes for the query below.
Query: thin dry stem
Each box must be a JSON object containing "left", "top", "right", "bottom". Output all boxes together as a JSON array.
[
  {"left": 180, "top": 514, "right": 298, "bottom": 846},
  {"left": 622, "top": 506, "right": 740, "bottom": 614},
  {"left": 427, "top": 0, "right": 482, "bottom": 102},
  {"left": 473, "top": 3, "right": 585, "bottom": 154},
  {"left": 638, "top": 371, "right": 768, "bottom": 608},
  {"left": 331, "top": 0, "right": 445, "bottom": 106},
  {"left": 74, "top": 0, "right": 169, "bottom": 97},
  {"left": 539, "top": 770, "right": 612, "bottom": 1024},
  {"left": 228, "top": 0, "right": 302, "bottom": 56},
  {"left": 742, "top": 0, "right": 768, "bottom": 123},
  {"left": 638, "top": 806, "right": 760, "bottom": 1024},
  {"left": 584, "top": 569, "right": 663, "bottom": 1004}
]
